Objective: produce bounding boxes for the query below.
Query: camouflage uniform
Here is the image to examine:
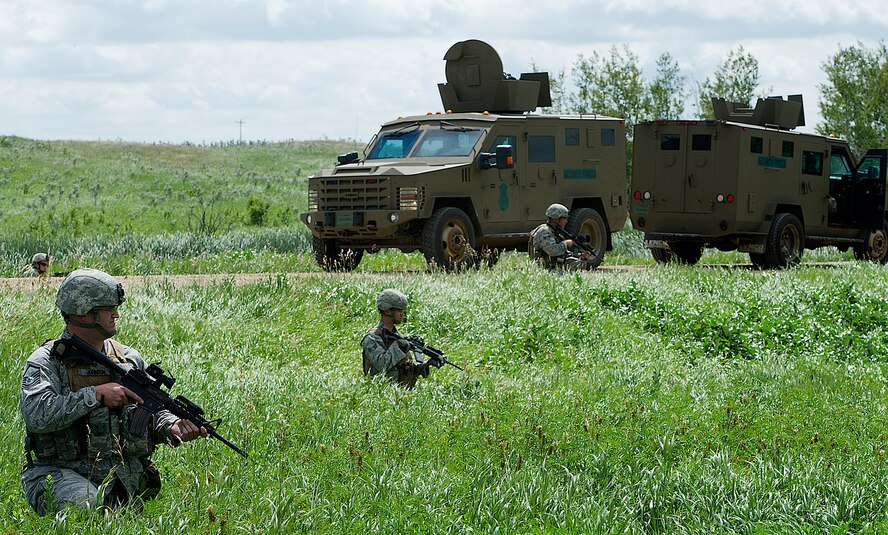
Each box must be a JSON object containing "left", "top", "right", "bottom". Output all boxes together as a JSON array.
[
  {"left": 530, "top": 222, "right": 591, "bottom": 271},
  {"left": 20, "top": 268, "right": 182, "bottom": 515},
  {"left": 20, "top": 332, "right": 181, "bottom": 515},
  {"left": 361, "top": 289, "right": 428, "bottom": 389},
  {"left": 21, "top": 265, "right": 41, "bottom": 277}
]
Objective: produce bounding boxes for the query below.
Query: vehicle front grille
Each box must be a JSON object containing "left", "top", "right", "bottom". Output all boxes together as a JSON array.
[{"left": 316, "top": 177, "right": 391, "bottom": 211}]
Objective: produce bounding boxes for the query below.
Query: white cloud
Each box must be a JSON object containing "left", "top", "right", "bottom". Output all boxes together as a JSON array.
[{"left": 0, "top": 0, "right": 885, "bottom": 142}]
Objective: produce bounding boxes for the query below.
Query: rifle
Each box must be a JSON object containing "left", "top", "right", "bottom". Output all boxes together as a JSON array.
[
  {"left": 553, "top": 225, "right": 603, "bottom": 263},
  {"left": 381, "top": 330, "right": 465, "bottom": 372},
  {"left": 58, "top": 334, "right": 248, "bottom": 458}
]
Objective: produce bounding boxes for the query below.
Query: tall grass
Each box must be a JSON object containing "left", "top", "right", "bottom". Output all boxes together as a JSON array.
[{"left": 3, "top": 263, "right": 888, "bottom": 533}]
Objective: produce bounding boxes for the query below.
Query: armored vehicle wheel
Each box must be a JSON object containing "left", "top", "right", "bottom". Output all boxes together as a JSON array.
[
  {"left": 566, "top": 208, "right": 607, "bottom": 269},
  {"left": 650, "top": 247, "right": 672, "bottom": 264},
  {"left": 764, "top": 213, "right": 804, "bottom": 268},
  {"left": 422, "top": 207, "right": 476, "bottom": 270},
  {"left": 853, "top": 220, "right": 888, "bottom": 264},
  {"left": 312, "top": 237, "right": 364, "bottom": 272},
  {"left": 649, "top": 242, "right": 703, "bottom": 265},
  {"left": 670, "top": 242, "right": 704, "bottom": 265}
]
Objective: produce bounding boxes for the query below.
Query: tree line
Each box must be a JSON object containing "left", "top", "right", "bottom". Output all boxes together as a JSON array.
[{"left": 539, "top": 40, "right": 888, "bottom": 159}]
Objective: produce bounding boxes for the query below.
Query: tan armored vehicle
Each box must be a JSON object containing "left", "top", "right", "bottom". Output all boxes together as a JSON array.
[
  {"left": 300, "top": 40, "right": 627, "bottom": 271},
  {"left": 630, "top": 95, "right": 888, "bottom": 268}
]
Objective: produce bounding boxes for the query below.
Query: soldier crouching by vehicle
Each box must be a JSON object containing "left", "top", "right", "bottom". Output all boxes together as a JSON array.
[
  {"left": 530, "top": 203, "right": 593, "bottom": 271},
  {"left": 20, "top": 268, "right": 208, "bottom": 515},
  {"left": 21, "top": 253, "right": 49, "bottom": 277},
  {"left": 361, "top": 289, "right": 430, "bottom": 389}
]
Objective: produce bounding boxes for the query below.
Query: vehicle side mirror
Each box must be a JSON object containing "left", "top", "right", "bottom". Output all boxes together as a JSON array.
[{"left": 478, "top": 144, "right": 514, "bottom": 170}]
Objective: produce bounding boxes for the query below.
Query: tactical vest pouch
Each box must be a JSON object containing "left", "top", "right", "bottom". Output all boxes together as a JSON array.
[
  {"left": 86, "top": 408, "right": 115, "bottom": 460},
  {"left": 120, "top": 405, "right": 154, "bottom": 457},
  {"left": 29, "top": 419, "right": 85, "bottom": 462}
]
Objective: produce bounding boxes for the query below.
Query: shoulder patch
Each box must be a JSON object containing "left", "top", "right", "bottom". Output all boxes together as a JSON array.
[{"left": 21, "top": 364, "right": 42, "bottom": 389}]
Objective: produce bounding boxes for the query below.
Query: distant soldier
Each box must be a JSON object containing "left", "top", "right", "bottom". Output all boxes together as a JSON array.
[
  {"left": 361, "top": 289, "right": 430, "bottom": 389},
  {"left": 530, "top": 203, "right": 592, "bottom": 271},
  {"left": 21, "top": 253, "right": 49, "bottom": 277},
  {"left": 20, "top": 268, "right": 208, "bottom": 515}
]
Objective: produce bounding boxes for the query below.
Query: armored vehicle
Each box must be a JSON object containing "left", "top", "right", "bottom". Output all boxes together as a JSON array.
[
  {"left": 630, "top": 95, "right": 888, "bottom": 268},
  {"left": 300, "top": 40, "right": 627, "bottom": 271}
]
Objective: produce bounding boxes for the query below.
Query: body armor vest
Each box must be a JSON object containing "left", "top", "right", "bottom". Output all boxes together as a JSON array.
[{"left": 26, "top": 338, "right": 155, "bottom": 466}]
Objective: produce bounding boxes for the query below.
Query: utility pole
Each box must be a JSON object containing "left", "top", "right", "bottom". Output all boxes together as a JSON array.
[{"left": 235, "top": 120, "right": 245, "bottom": 143}]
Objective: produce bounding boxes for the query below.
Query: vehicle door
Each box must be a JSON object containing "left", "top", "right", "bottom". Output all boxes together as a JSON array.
[
  {"left": 650, "top": 124, "right": 688, "bottom": 213},
  {"left": 482, "top": 129, "right": 522, "bottom": 223},
  {"left": 850, "top": 148, "right": 888, "bottom": 228},
  {"left": 827, "top": 146, "right": 857, "bottom": 227},
  {"left": 683, "top": 124, "right": 719, "bottom": 214},
  {"left": 524, "top": 128, "right": 558, "bottom": 221}
]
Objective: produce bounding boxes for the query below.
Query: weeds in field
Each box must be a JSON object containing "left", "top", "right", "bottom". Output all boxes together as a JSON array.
[{"left": 6, "top": 265, "right": 888, "bottom": 532}]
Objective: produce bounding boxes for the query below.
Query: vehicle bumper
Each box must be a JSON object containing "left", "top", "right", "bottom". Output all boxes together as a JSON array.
[{"left": 300, "top": 210, "right": 419, "bottom": 239}]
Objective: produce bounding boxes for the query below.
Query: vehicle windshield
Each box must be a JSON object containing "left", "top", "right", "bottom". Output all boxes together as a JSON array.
[
  {"left": 366, "top": 124, "right": 483, "bottom": 160},
  {"left": 365, "top": 127, "right": 422, "bottom": 159}
]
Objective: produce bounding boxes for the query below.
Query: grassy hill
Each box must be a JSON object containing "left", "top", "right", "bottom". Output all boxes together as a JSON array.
[
  {"left": 0, "top": 136, "right": 358, "bottom": 275},
  {"left": 0, "top": 136, "right": 358, "bottom": 235}
]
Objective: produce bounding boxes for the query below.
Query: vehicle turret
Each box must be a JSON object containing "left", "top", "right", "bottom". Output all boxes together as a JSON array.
[
  {"left": 437, "top": 39, "right": 551, "bottom": 114},
  {"left": 712, "top": 94, "right": 806, "bottom": 130}
]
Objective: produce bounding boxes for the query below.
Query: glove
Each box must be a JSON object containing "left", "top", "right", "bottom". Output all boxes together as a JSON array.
[
  {"left": 418, "top": 361, "right": 431, "bottom": 378},
  {"left": 397, "top": 338, "right": 411, "bottom": 352}
]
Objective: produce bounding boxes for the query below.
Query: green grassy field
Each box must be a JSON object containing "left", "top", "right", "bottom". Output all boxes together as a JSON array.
[
  {"left": 3, "top": 259, "right": 888, "bottom": 533},
  {"left": 2, "top": 138, "right": 886, "bottom": 533}
]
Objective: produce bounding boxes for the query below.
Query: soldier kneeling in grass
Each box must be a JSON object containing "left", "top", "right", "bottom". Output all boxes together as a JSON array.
[
  {"left": 529, "top": 203, "right": 593, "bottom": 271},
  {"left": 361, "top": 289, "right": 430, "bottom": 389},
  {"left": 20, "top": 269, "right": 208, "bottom": 515}
]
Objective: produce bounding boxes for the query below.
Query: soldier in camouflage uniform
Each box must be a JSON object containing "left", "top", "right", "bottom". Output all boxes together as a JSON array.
[
  {"left": 529, "top": 203, "right": 592, "bottom": 271},
  {"left": 21, "top": 253, "right": 49, "bottom": 277},
  {"left": 20, "top": 268, "right": 207, "bottom": 515},
  {"left": 361, "top": 289, "right": 430, "bottom": 389}
]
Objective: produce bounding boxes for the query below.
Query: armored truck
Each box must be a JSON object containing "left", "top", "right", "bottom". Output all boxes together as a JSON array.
[
  {"left": 300, "top": 40, "right": 627, "bottom": 271},
  {"left": 630, "top": 95, "right": 888, "bottom": 268}
]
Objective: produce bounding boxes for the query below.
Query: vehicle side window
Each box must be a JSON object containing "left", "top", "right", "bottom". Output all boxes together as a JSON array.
[
  {"left": 660, "top": 134, "right": 680, "bottom": 151},
  {"left": 782, "top": 141, "right": 794, "bottom": 158},
  {"left": 601, "top": 128, "right": 616, "bottom": 147},
  {"left": 528, "top": 136, "right": 555, "bottom": 162},
  {"left": 858, "top": 157, "right": 882, "bottom": 179},
  {"left": 750, "top": 137, "right": 763, "bottom": 154},
  {"left": 802, "top": 151, "right": 823, "bottom": 176},
  {"left": 691, "top": 134, "right": 711, "bottom": 151},
  {"left": 830, "top": 152, "right": 852, "bottom": 178},
  {"left": 565, "top": 128, "right": 579, "bottom": 146}
]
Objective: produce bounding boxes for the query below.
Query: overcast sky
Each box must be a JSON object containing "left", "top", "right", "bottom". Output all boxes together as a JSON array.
[{"left": 1, "top": 0, "right": 885, "bottom": 144}]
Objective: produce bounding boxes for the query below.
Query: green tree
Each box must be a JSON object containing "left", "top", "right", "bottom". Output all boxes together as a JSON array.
[
  {"left": 697, "top": 46, "right": 763, "bottom": 118},
  {"left": 817, "top": 41, "right": 888, "bottom": 156},
  {"left": 569, "top": 45, "right": 649, "bottom": 128},
  {"left": 649, "top": 52, "right": 687, "bottom": 120},
  {"left": 568, "top": 45, "right": 650, "bottom": 174}
]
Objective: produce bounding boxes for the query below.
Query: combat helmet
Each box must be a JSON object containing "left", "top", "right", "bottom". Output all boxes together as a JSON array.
[
  {"left": 31, "top": 252, "right": 49, "bottom": 264},
  {"left": 545, "top": 203, "right": 569, "bottom": 219},
  {"left": 56, "top": 268, "right": 126, "bottom": 316},
  {"left": 376, "top": 289, "right": 408, "bottom": 311}
]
